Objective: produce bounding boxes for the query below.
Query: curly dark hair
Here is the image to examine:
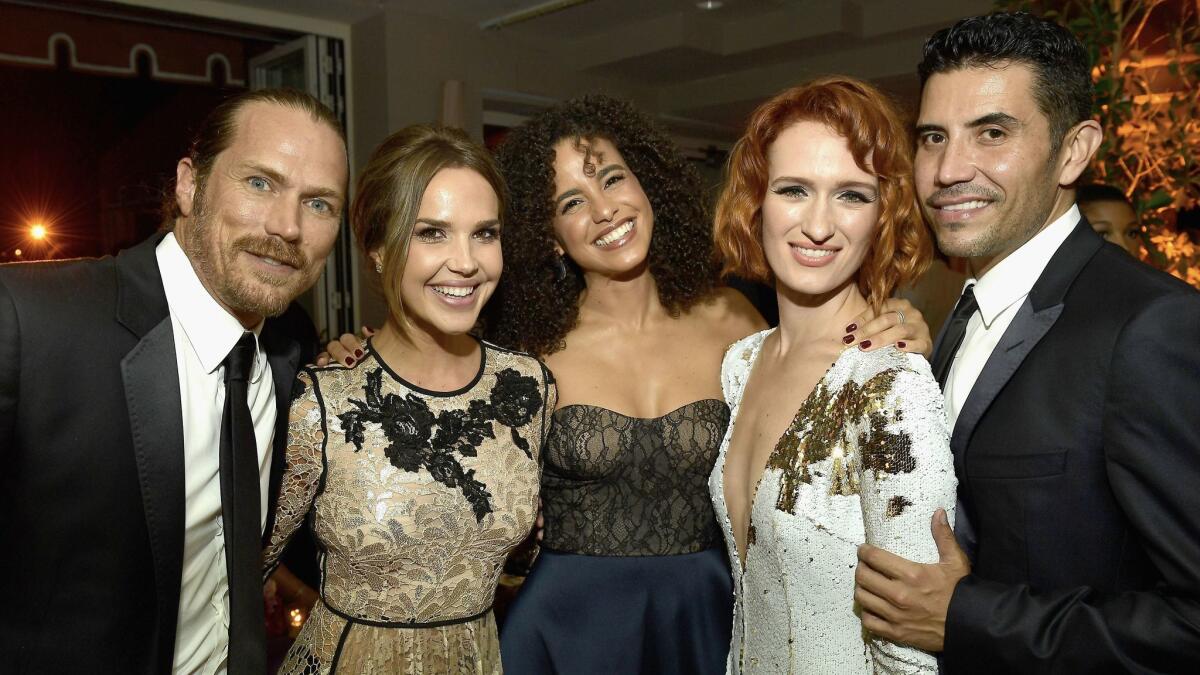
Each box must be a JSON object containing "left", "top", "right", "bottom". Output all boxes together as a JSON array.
[{"left": 483, "top": 94, "right": 718, "bottom": 355}]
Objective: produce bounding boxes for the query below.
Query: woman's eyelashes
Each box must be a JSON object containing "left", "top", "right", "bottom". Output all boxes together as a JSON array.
[
  {"left": 414, "top": 226, "right": 445, "bottom": 242},
  {"left": 772, "top": 184, "right": 808, "bottom": 198},
  {"left": 413, "top": 225, "right": 501, "bottom": 243},
  {"left": 838, "top": 190, "right": 877, "bottom": 204},
  {"left": 603, "top": 173, "right": 625, "bottom": 189},
  {"left": 770, "top": 184, "right": 876, "bottom": 205},
  {"left": 474, "top": 226, "right": 501, "bottom": 242},
  {"left": 558, "top": 172, "right": 627, "bottom": 215}
]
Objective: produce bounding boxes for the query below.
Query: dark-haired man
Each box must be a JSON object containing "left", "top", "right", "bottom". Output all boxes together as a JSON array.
[
  {"left": 854, "top": 12, "right": 1200, "bottom": 672},
  {"left": 0, "top": 89, "right": 348, "bottom": 674}
]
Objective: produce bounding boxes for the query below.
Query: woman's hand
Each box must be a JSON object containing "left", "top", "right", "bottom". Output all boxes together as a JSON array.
[
  {"left": 843, "top": 298, "right": 932, "bottom": 358},
  {"left": 315, "top": 326, "right": 375, "bottom": 367}
]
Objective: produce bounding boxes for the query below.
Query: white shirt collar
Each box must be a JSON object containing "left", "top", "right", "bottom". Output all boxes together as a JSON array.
[
  {"left": 156, "top": 232, "right": 265, "bottom": 378},
  {"left": 966, "top": 205, "right": 1080, "bottom": 327}
]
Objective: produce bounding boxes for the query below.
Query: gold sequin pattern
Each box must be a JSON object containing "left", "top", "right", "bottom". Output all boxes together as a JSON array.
[
  {"left": 710, "top": 329, "right": 957, "bottom": 674},
  {"left": 768, "top": 369, "right": 906, "bottom": 513}
]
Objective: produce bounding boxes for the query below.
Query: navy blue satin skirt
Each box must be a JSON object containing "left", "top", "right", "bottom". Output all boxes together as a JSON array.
[{"left": 499, "top": 547, "right": 733, "bottom": 674}]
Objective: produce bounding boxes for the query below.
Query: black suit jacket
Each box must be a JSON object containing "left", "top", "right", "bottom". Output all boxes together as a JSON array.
[
  {"left": 937, "top": 221, "right": 1200, "bottom": 673},
  {"left": 0, "top": 234, "right": 300, "bottom": 674}
]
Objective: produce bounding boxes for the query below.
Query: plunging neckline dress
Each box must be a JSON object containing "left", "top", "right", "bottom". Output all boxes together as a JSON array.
[{"left": 709, "top": 329, "right": 957, "bottom": 674}]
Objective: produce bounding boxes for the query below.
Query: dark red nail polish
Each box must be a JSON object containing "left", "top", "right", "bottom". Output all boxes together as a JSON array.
[
  {"left": 845, "top": 323, "right": 858, "bottom": 333},
  {"left": 354, "top": 349, "right": 364, "bottom": 358},
  {"left": 897, "top": 341, "right": 907, "bottom": 349},
  {"left": 842, "top": 334, "right": 855, "bottom": 344},
  {"left": 859, "top": 340, "right": 872, "bottom": 350},
  {"left": 344, "top": 357, "right": 354, "bottom": 366}
]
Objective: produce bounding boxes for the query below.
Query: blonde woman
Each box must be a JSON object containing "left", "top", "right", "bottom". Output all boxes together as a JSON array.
[{"left": 263, "top": 126, "right": 554, "bottom": 674}]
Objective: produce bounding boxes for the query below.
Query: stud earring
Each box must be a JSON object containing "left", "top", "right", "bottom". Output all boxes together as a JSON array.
[{"left": 375, "top": 261, "right": 383, "bottom": 274}]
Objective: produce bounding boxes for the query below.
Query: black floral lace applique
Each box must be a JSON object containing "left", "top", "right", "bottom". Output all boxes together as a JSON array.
[
  {"left": 489, "top": 367, "right": 544, "bottom": 458},
  {"left": 337, "top": 366, "right": 543, "bottom": 522}
]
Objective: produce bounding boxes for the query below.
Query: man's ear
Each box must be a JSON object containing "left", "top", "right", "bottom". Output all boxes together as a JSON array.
[
  {"left": 1057, "top": 120, "right": 1103, "bottom": 187},
  {"left": 175, "top": 158, "right": 197, "bottom": 217}
]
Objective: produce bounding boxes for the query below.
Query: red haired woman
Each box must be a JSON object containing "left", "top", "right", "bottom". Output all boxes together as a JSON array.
[{"left": 709, "top": 77, "right": 957, "bottom": 673}]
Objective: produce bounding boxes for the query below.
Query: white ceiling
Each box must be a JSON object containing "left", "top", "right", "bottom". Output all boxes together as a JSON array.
[{"left": 197, "top": 0, "right": 995, "bottom": 130}]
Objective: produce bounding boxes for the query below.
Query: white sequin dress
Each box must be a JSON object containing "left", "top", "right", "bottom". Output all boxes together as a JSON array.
[{"left": 709, "top": 329, "right": 957, "bottom": 674}]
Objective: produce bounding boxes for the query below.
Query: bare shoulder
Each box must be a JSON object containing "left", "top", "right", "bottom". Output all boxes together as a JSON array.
[{"left": 690, "top": 287, "right": 767, "bottom": 342}]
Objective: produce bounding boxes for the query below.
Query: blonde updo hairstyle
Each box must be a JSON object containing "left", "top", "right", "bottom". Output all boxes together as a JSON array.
[{"left": 351, "top": 125, "right": 507, "bottom": 331}]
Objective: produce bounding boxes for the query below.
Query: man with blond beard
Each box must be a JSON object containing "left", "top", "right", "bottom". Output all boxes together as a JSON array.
[{"left": 0, "top": 89, "right": 347, "bottom": 675}]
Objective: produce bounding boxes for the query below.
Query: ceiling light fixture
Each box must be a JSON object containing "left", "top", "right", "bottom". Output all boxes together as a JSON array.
[{"left": 696, "top": 0, "right": 724, "bottom": 9}]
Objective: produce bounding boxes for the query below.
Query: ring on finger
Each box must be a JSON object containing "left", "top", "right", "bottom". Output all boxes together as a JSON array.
[{"left": 893, "top": 309, "right": 906, "bottom": 324}]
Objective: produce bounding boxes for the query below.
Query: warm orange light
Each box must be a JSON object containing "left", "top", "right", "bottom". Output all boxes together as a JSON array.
[
  {"left": 14, "top": 249, "right": 22, "bottom": 257},
  {"left": 30, "top": 224, "right": 47, "bottom": 240}
]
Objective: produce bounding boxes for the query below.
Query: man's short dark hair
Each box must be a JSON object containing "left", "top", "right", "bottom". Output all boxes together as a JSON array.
[
  {"left": 162, "top": 88, "right": 346, "bottom": 227},
  {"left": 918, "top": 12, "right": 1094, "bottom": 153}
]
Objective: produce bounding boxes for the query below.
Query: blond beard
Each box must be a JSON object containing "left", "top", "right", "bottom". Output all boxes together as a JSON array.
[{"left": 177, "top": 184, "right": 307, "bottom": 321}]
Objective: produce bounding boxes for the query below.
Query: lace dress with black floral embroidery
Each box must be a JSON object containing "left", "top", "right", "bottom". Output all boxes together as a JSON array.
[{"left": 263, "top": 340, "right": 555, "bottom": 675}]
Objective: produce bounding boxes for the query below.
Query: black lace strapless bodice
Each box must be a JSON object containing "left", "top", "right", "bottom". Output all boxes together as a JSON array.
[{"left": 539, "top": 399, "right": 731, "bottom": 556}]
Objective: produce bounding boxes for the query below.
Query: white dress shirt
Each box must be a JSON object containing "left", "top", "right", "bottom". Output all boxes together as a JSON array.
[
  {"left": 156, "top": 233, "right": 277, "bottom": 675},
  {"left": 944, "top": 206, "right": 1080, "bottom": 427}
]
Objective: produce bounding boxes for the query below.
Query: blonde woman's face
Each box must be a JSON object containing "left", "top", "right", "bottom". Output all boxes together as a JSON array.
[
  {"left": 380, "top": 167, "right": 502, "bottom": 338},
  {"left": 761, "top": 121, "right": 880, "bottom": 298}
]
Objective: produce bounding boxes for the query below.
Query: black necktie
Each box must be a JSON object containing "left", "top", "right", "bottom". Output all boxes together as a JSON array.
[
  {"left": 932, "top": 285, "right": 979, "bottom": 389},
  {"left": 220, "top": 332, "right": 266, "bottom": 674}
]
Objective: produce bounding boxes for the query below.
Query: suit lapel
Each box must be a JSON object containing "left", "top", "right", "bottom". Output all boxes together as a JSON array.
[
  {"left": 950, "top": 220, "right": 1105, "bottom": 457},
  {"left": 950, "top": 300, "right": 1062, "bottom": 455},
  {"left": 260, "top": 325, "right": 301, "bottom": 545},
  {"left": 115, "top": 233, "right": 186, "bottom": 670}
]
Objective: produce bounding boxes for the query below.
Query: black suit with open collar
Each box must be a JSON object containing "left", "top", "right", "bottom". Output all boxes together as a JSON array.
[
  {"left": 0, "top": 233, "right": 300, "bottom": 674},
  {"left": 934, "top": 219, "right": 1200, "bottom": 673}
]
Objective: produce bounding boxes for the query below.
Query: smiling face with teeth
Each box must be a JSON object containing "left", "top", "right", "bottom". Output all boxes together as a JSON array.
[
  {"left": 550, "top": 137, "right": 654, "bottom": 280},
  {"left": 375, "top": 167, "right": 502, "bottom": 340},
  {"left": 174, "top": 101, "right": 348, "bottom": 327},
  {"left": 915, "top": 63, "right": 1077, "bottom": 272},
  {"left": 761, "top": 121, "right": 880, "bottom": 301}
]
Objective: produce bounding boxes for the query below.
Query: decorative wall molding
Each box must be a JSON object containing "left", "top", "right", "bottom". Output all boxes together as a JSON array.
[{"left": 0, "top": 32, "right": 246, "bottom": 86}]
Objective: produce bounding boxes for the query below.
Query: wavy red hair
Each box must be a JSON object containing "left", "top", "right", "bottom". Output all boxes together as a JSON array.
[{"left": 714, "top": 76, "right": 931, "bottom": 310}]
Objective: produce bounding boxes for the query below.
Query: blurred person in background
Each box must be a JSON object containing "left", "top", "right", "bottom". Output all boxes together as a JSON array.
[{"left": 1077, "top": 183, "right": 1142, "bottom": 256}]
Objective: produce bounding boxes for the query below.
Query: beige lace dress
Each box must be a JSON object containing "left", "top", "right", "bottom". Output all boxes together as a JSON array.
[{"left": 263, "top": 339, "right": 555, "bottom": 674}]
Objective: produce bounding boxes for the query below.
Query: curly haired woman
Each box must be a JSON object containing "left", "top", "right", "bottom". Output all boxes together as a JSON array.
[{"left": 487, "top": 95, "right": 932, "bottom": 674}]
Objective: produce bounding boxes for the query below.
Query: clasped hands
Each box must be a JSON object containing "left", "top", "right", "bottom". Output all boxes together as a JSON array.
[{"left": 854, "top": 508, "right": 970, "bottom": 652}]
